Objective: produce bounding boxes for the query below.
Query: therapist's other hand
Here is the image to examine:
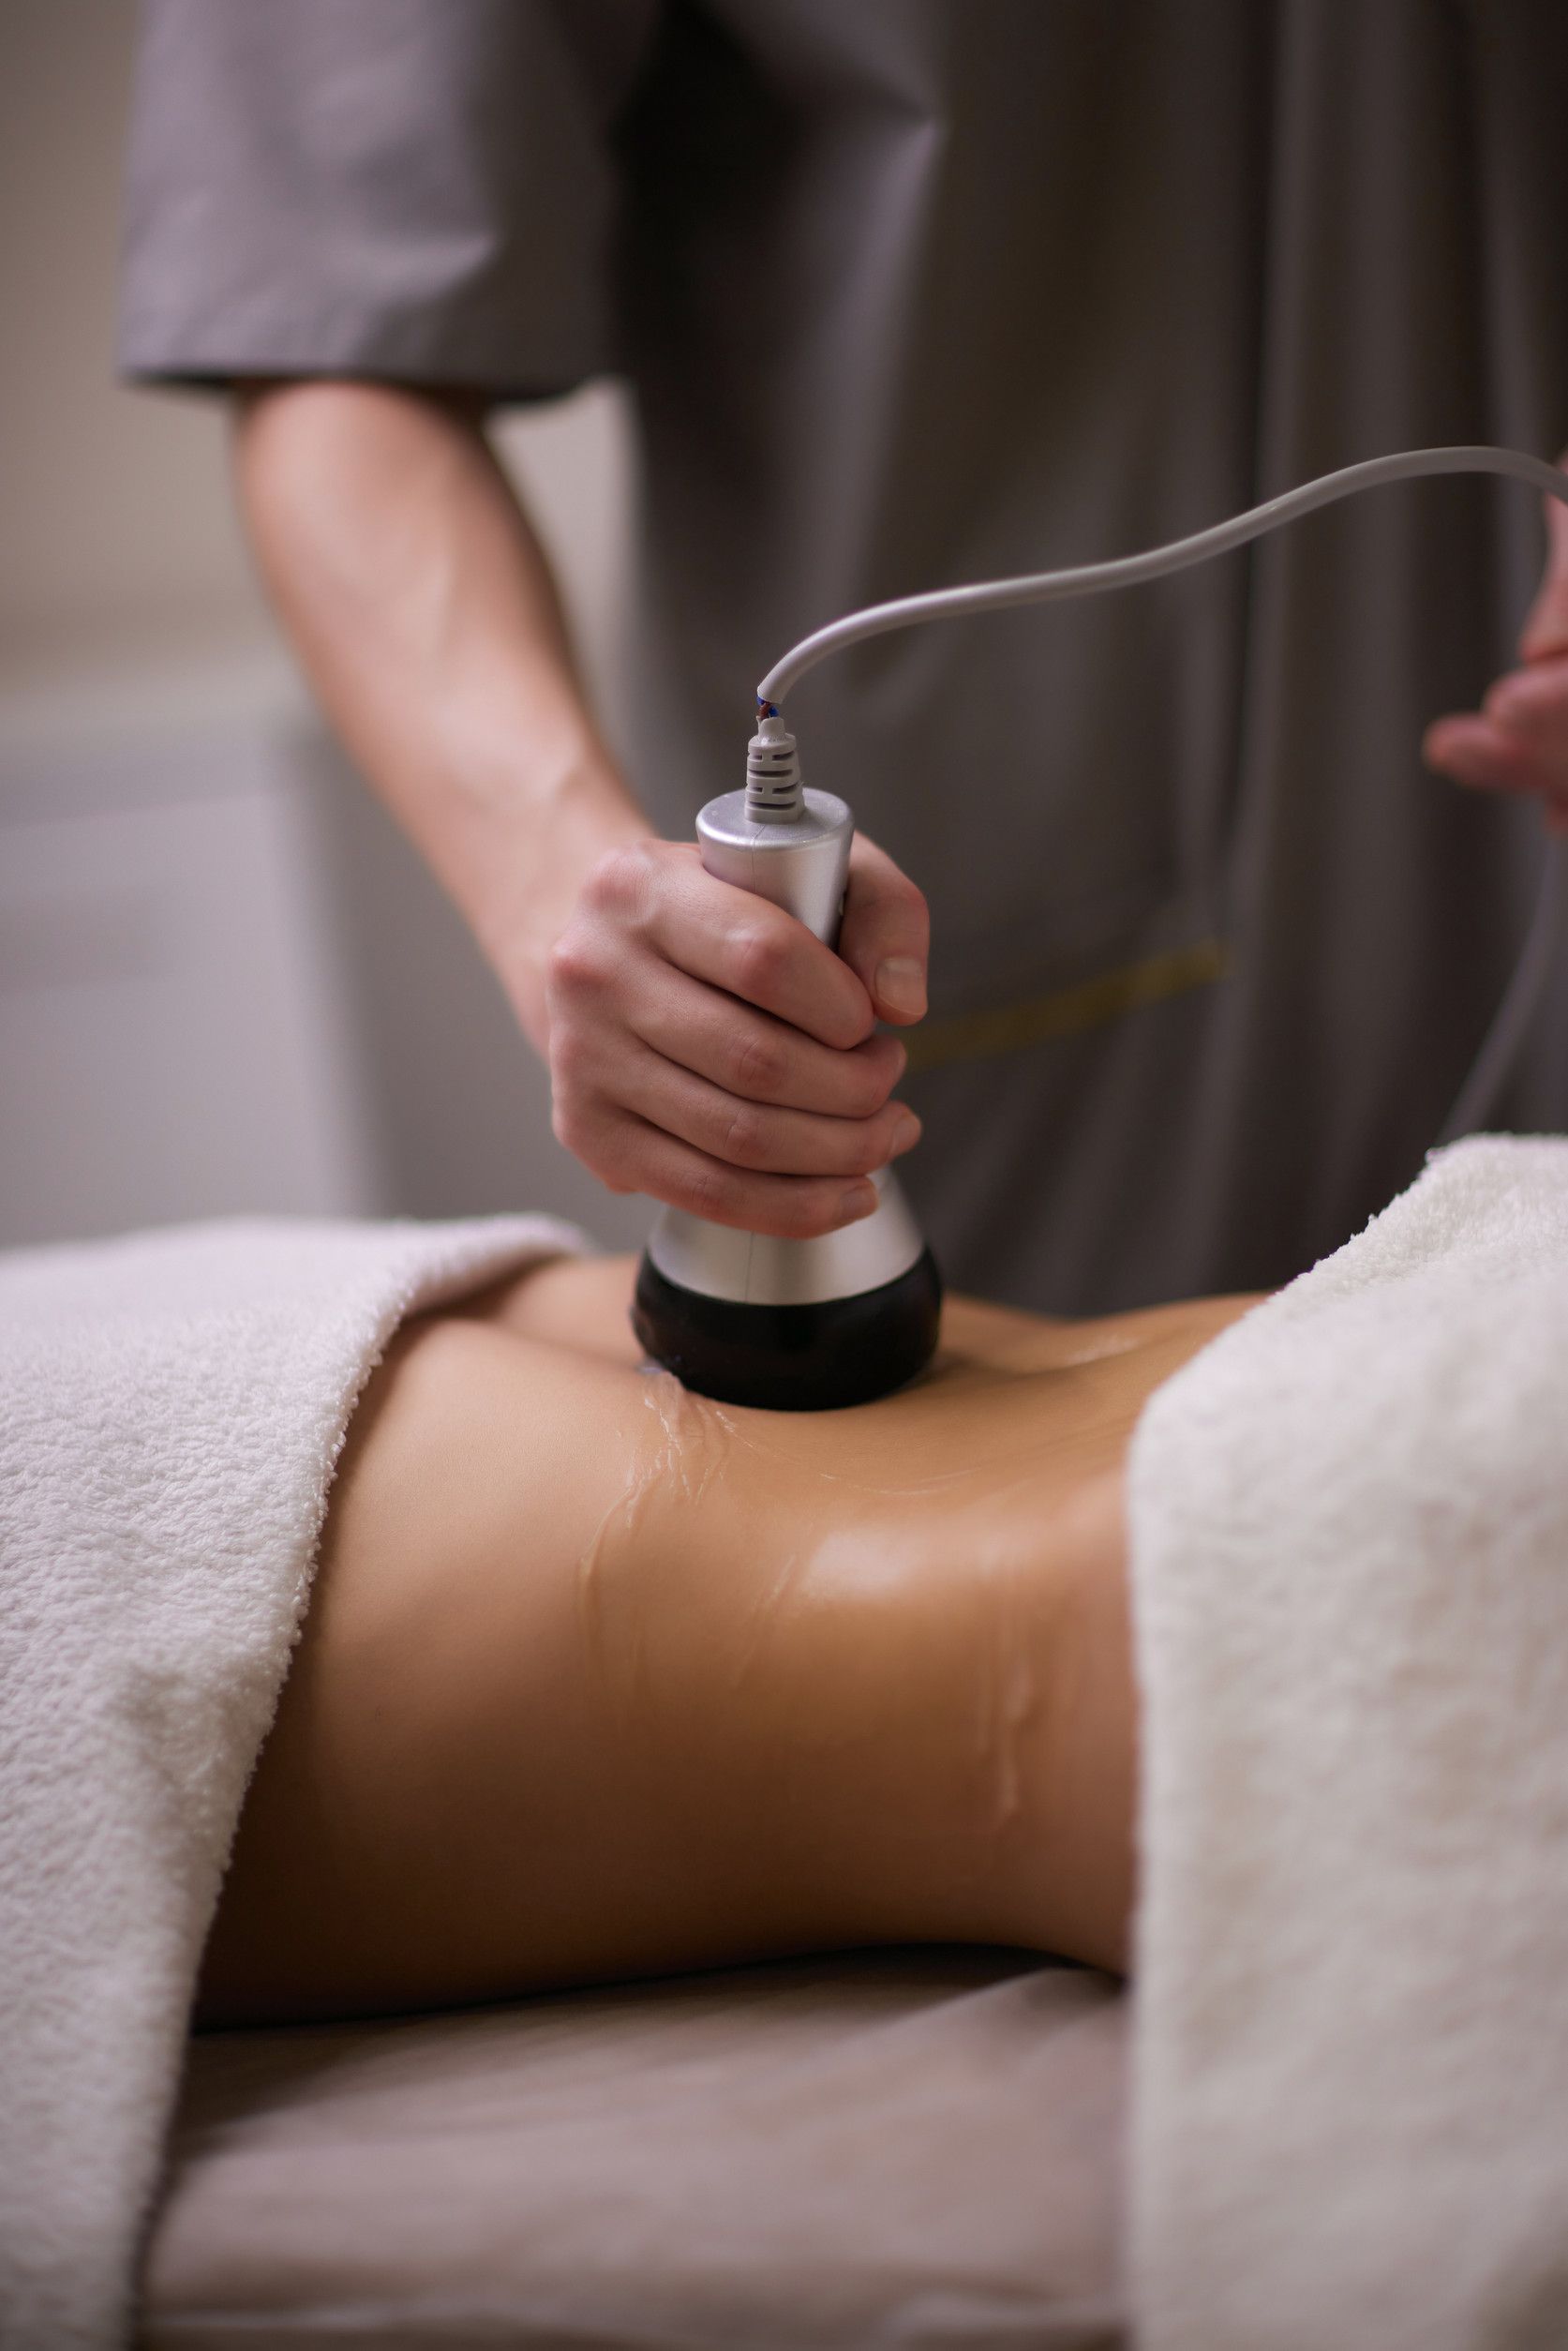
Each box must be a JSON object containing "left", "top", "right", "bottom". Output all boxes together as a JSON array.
[
  {"left": 547, "top": 832, "right": 929, "bottom": 1236},
  {"left": 1424, "top": 452, "right": 1568, "bottom": 833}
]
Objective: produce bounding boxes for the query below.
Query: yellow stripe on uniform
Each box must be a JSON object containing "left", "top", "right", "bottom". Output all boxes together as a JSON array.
[{"left": 902, "top": 937, "right": 1231, "bottom": 1074}]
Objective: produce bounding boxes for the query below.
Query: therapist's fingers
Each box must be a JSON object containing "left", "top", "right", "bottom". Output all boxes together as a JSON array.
[
  {"left": 606, "top": 1043, "right": 919, "bottom": 1180},
  {"left": 835, "top": 833, "right": 931, "bottom": 1026},
  {"left": 1422, "top": 710, "right": 1568, "bottom": 833},
  {"left": 601, "top": 841, "right": 875, "bottom": 1048},
  {"left": 1485, "top": 656, "right": 1568, "bottom": 771},
  {"left": 551, "top": 955, "right": 916, "bottom": 1226},
  {"left": 1518, "top": 452, "right": 1568, "bottom": 665},
  {"left": 626, "top": 979, "right": 908, "bottom": 1119},
  {"left": 1426, "top": 649, "right": 1568, "bottom": 821},
  {"left": 1424, "top": 456, "right": 1568, "bottom": 834},
  {"left": 546, "top": 837, "right": 920, "bottom": 1232},
  {"left": 1424, "top": 711, "right": 1551, "bottom": 793},
  {"left": 560, "top": 1101, "right": 885, "bottom": 1237}
]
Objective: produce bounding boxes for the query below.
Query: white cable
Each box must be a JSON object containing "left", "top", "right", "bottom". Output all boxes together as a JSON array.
[
  {"left": 757, "top": 446, "right": 1568, "bottom": 706},
  {"left": 756, "top": 444, "right": 1568, "bottom": 1140}
]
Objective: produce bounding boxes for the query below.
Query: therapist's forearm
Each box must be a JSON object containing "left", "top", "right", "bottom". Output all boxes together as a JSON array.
[
  {"left": 231, "top": 379, "right": 648, "bottom": 1048},
  {"left": 231, "top": 376, "right": 926, "bottom": 1240}
]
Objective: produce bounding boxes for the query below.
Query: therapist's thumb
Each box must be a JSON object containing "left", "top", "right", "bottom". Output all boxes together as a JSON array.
[
  {"left": 838, "top": 833, "right": 930, "bottom": 1026},
  {"left": 1519, "top": 451, "right": 1568, "bottom": 664}
]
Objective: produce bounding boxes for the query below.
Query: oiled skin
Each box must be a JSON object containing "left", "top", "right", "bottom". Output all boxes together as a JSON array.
[{"left": 199, "top": 1257, "right": 1255, "bottom": 2024}]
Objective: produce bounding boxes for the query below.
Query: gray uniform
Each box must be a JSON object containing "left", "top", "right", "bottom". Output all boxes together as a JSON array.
[{"left": 121, "top": 0, "right": 1568, "bottom": 1312}]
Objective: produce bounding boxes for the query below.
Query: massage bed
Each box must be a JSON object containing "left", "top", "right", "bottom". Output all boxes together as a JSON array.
[{"left": 140, "top": 1952, "right": 1126, "bottom": 2349}]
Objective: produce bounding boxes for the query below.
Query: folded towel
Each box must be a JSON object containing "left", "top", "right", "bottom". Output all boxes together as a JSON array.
[
  {"left": 0, "top": 1214, "right": 584, "bottom": 2351},
  {"left": 1128, "top": 1136, "right": 1568, "bottom": 2349}
]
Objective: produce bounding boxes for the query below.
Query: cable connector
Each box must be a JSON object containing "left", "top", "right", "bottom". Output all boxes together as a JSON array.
[{"left": 745, "top": 711, "right": 803, "bottom": 823}]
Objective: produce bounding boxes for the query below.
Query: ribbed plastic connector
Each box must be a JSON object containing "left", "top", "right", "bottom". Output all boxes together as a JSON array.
[{"left": 745, "top": 714, "right": 804, "bottom": 822}]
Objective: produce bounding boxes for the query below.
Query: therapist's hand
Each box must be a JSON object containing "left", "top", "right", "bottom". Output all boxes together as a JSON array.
[
  {"left": 1424, "top": 452, "right": 1568, "bottom": 832},
  {"left": 546, "top": 831, "right": 929, "bottom": 1237},
  {"left": 229, "top": 378, "right": 927, "bottom": 1235}
]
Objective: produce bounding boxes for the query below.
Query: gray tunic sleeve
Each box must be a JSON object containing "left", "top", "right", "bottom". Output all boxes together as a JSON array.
[{"left": 119, "top": 0, "right": 656, "bottom": 397}]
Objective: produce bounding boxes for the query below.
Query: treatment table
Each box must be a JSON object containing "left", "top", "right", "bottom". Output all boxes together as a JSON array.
[{"left": 139, "top": 1949, "right": 1127, "bottom": 2349}]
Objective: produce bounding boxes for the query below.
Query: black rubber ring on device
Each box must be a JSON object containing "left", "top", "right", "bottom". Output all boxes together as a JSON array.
[{"left": 632, "top": 1247, "right": 943, "bottom": 1412}]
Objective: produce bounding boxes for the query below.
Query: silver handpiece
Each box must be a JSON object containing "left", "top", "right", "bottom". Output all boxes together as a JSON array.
[
  {"left": 696, "top": 785, "right": 853, "bottom": 946},
  {"left": 644, "top": 785, "right": 927, "bottom": 1309}
]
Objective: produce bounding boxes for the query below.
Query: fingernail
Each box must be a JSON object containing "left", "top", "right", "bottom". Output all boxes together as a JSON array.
[
  {"left": 890, "top": 1108, "right": 921, "bottom": 1157},
  {"left": 840, "top": 1182, "right": 878, "bottom": 1223},
  {"left": 874, "top": 957, "right": 926, "bottom": 1020}
]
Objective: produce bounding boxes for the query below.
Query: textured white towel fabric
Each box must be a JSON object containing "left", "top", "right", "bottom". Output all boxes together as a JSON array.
[
  {"left": 1128, "top": 1136, "right": 1568, "bottom": 2350},
  {"left": 0, "top": 1214, "right": 585, "bottom": 2351}
]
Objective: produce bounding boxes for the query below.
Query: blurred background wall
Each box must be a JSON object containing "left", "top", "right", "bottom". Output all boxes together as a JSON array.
[{"left": 0, "top": 0, "right": 651, "bottom": 1250}]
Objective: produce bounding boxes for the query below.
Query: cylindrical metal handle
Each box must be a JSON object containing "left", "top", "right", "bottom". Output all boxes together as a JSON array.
[
  {"left": 642, "top": 777, "right": 932, "bottom": 1322},
  {"left": 694, "top": 787, "right": 853, "bottom": 949}
]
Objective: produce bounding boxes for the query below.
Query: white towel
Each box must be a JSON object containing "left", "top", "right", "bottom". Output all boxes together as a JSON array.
[
  {"left": 0, "top": 1214, "right": 585, "bottom": 2351},
  {"left": 1127, "top": 1136, "right": 1568, "bottom": 2349}
]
